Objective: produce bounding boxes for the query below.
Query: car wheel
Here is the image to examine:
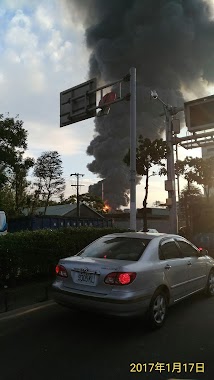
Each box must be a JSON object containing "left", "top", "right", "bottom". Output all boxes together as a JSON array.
[
  {"left": 148, "top": 290, "right": 168, "bottom": 329},
  {"left": 206, "top": 270, "right": 214, "bottom": 297}
]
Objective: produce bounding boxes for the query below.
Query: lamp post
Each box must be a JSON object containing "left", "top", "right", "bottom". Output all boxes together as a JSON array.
[
  {"left": 165, "top": 106, "right": 177, "bottom": 234},
  {"left": 150, "top": 91, "right": 183, "bottom": 233}
]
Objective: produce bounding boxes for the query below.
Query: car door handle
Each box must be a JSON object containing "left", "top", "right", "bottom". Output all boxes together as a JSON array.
[
  {"left": 165, "top": 264, "right": 171, "bottom": 270},
  {"left": 187, "top": 262, "right": 192, "bottom": 266}
]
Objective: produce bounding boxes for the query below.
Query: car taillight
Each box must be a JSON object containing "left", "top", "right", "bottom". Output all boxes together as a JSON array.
[
  {"left": 104, "top": 272, "right": 136, "bottom": 285},
  {"left": 55, "top": 264, "right": 68, "bottom": 278}
]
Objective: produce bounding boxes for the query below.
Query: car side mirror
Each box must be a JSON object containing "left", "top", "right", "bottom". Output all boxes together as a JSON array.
[{"left": 198, "top": 248, "right": 208, "bottom": 256}]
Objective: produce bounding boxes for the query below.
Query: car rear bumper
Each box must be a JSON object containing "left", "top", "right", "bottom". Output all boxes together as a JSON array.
[{"left": 52, "top": 283, "right": 151, "bottom": 317}]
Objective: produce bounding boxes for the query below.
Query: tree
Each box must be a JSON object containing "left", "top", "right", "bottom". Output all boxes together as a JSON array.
[
  {"left": 80, "top": 193, "right": 105, "bottom": 213},
  {"left": 0, "top": 114, "right": 32, "bottom": 213},
  {"left": 178, "top": 182, "right": 203, "bottom": 238},
  {"left": 64, "top": 193, "right": 105, "bottom": 213},
  {"left": 8, "top": 153, "right": 34, "bottom": 213},
  {"left": 0, "top": 185, "right": 16, "bottom": 217},
  {"left": 33, "top": 151, "right": 65, "bottom": 215},
  {"left": 124, "top": 136, "right": 169, "bottom": 231},
  {"left": 0, "top": 114, "right": 28, "bottom": 170},
  {"left": 64, "top": 195, "right": 77, "bottom": 205},
  {"left": 175, "top": 156, "right": 214, "bottom": 200}
]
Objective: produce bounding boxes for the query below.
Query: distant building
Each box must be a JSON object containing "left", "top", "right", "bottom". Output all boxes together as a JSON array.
[
  {"left": 108, "top": 207, "right": 170, "bottom": 232},
  {"left": 23, "top": 203, "right": 104, "bottom": 219},
  {"left": 9, "top": 203, "right": 112, "bottom": 233}
]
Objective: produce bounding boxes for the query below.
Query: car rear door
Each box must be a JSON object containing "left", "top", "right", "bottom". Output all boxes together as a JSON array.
[
  {"left": 175, "top": 238, "right": 207, "bottom": 293},
  {"left": 159, "top": 238, "right": 189, "bottom": 301}
]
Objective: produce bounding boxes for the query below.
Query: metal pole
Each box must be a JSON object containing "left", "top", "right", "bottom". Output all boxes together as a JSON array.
[
  {"left": 175, "top": 141, "right": 180, "bottom": 199},
  {"left": 101, "top": 181, "right": 104, "bottom": 201},
  {"left": 166, "top": 108, "right": 178, "bottom": 234},
  {"left": 130, "top": 67, "right": 137, "bottom": 231},
  {"left": 70, "top": 173, "right": 84, "bottom": 219},
  {"left": 77, "top": 174, "right": 80, "bottom": 218}
]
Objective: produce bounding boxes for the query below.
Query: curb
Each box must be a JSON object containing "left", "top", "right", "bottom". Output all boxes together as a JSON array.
[
  {"left": 0, "top": 299, "right": 56, "bottom": 322},
  {"left": 0, "top": 280, "right": 53, "bottom": 314}
]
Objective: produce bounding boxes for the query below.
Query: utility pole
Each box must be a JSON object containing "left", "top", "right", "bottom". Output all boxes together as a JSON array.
[
  {"left": 70, "top": 173, "right": 84, "bottom": 218},
  {"left": 101, "top": 180, "right": 104, "bottom": 201},
  {"left": 129, "top": 67, "right": 137, "bottom": 231}
]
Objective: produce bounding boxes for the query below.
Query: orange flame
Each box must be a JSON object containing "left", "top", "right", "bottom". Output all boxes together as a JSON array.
[{"left": 103, "top": 202, "right": 111, "bottom": 213}]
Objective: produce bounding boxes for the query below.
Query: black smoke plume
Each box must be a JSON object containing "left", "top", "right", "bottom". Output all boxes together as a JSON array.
[{"left": 64, "top": 0, "right": 214, "bottom": 209}]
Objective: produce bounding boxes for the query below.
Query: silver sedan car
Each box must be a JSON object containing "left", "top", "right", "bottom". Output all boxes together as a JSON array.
[{"left": 52, "top": 232, "right": 214, "bottom": 328}]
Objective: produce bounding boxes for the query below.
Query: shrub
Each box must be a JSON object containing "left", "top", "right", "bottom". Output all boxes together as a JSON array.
[{"left": 0, "top": 227, "right": 127, "bottom": 284}]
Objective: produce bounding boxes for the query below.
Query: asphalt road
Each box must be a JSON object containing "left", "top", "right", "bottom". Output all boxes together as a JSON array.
[{"left": 0, "top": 293, "right": 213, "bottom": 380}]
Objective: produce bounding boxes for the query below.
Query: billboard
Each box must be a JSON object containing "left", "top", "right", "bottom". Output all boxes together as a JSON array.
[
  {"left": 184, "top": 94, "right": 214, "bottom": 132},
  {"left": 60, "top": 78, "right": 97, "bottom": 127}
]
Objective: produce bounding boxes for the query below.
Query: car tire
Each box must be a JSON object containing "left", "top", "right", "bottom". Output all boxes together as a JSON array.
[
  {"left": 206, "top": 270, "right": 214, "bottom": 297},
  {"left": 147, "top": 290, "right": 168, "bottom": 329}
]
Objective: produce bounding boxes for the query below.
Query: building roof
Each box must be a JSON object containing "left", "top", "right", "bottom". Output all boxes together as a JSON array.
[
  {"left": 23, "top": 202, "right": 104, "bottom": 218},
  {"left": 35, "top": 204, "right": 76, "bottom": 216}
]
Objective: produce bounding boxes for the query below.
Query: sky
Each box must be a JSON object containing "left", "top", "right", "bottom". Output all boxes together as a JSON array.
[{"left": 0, "top": 0, "right": 213, "bottom": 209}]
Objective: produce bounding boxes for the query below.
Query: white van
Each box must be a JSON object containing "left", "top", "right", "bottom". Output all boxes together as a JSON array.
[{"left": 0, "top": 211, "right": 7, "bottom": 235}]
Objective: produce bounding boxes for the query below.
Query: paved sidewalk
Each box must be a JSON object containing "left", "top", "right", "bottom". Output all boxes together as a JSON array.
[{"left": 0, "top": 279, "right": 53, "bottom": 314}]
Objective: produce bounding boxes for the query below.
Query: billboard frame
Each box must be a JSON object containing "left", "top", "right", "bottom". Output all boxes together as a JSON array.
[
  {"left": 60, "top": 78, "right": 97, "bottom": 128},
  {"left": 184, "top": 94, "right": 214, "bottom": 132}
]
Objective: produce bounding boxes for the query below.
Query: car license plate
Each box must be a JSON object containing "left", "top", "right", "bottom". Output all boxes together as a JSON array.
[{"left": 74, "top": 272, "right": 96, "bottom": 286}]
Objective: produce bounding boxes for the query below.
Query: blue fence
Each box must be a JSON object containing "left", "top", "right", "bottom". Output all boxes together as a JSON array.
[{"left": 8, "top": 216, "right": 113, "bottom": 233}]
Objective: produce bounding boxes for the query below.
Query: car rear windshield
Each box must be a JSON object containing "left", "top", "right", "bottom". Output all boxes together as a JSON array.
[{"left": 79, "top": 236, "right": 151, "bottom": 261}]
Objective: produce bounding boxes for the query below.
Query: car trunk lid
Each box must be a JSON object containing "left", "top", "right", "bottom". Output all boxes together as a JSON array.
[{"left": 59, "top": 256, "right": 131, "bottom": 295}]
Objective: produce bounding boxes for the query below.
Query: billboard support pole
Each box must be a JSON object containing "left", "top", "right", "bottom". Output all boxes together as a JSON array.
[{"left": 61, "top": 72, "right": 137, "bottom": 231}]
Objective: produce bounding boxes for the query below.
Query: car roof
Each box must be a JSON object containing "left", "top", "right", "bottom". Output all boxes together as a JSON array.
[
  {"left": 100, "top": 232, "right": 177, "bottom": 240},
  {"left": 138, "top": 228, "right": 158, "bottom": 232}
]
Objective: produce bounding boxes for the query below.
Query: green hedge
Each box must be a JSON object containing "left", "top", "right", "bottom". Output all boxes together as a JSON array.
[{"left": 0, "top": 227, "right": 127, "bottom": 284}]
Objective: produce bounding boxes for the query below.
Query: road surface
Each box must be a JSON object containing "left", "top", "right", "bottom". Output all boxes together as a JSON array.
[{"left": 0, "top": 293, "right": 213, "bottom": 380}]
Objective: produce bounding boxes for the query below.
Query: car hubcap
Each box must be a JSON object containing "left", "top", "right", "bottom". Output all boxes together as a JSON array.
[
  {"left": 153, "top": 294, "right": 166, "bottom": 324},
  {"left": 209, "top": 272, "right": 214, "bottom": 295}
]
